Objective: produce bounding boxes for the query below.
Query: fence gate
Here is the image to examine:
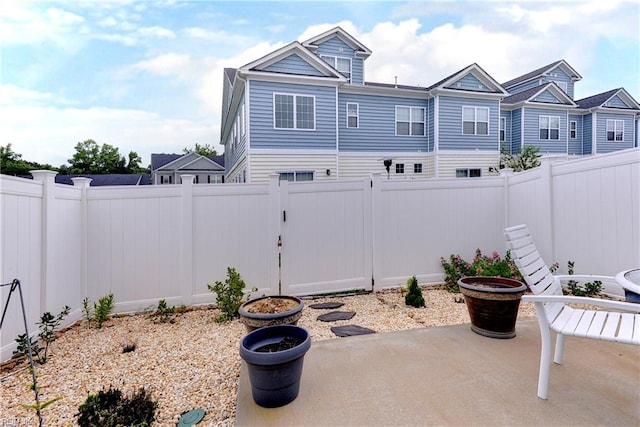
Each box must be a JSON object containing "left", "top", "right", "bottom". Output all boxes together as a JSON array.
[{"left": 279, "top": 179, "right": 373, "bottom": 295}]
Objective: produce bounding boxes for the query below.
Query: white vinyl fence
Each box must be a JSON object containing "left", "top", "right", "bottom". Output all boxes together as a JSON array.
[{"left": 1, "top": 148, "right": 639, "bottom": 361}]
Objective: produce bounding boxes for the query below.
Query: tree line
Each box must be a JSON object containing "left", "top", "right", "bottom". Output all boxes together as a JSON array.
[{"left": 0, "top": 141, "right": 217, "bottom": 176}]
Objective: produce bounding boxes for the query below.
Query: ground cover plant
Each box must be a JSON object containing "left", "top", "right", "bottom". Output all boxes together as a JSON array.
[{"left": 76, "top": 386, "right": 157, "bottom": 427}]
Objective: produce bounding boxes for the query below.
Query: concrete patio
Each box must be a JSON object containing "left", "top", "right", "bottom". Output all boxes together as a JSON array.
[{"left": 236, "top": 317, "right": 640, "bottom": 426}]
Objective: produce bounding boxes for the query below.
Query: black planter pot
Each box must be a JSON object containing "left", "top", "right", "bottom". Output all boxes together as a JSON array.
[
  {"left": 458, "top": 276, "right": 527, "bottom": 339},
  {"left": 239, "top": 295, "right": 304, "bottom": 332},
  {"left": 239, "top": 325, "right": 311, "bottom": 408}
]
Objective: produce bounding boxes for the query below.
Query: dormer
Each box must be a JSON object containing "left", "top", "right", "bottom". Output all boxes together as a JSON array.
[
  {"left": 426, "top": 63, "right": 509, "bottom": 98},
  {"left": 502, "top": 60, "right": 582, "bottom": 100},
  {"left": 302, "top": 27, "right": 372, "bottom": 85}
]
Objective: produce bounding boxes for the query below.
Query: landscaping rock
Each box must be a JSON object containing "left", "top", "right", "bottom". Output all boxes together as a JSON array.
[
  {"left": 316, "top": 311, "right": 356, "bottom": 322},
  {"left": 331, "top": 325, "right": 376, "bottom": 337},
  {"left": 308, "top": 302, "right": 344, "bottom": 310}
]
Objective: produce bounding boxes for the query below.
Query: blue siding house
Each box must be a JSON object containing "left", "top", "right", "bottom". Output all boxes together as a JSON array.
[{"left": 220, "top": 27, "right": 640, "bottom": 182}]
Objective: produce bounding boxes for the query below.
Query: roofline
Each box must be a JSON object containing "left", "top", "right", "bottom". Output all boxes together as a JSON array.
[
  {"left": 301, "top": 26, "right": 372, "bottom": 58},
  {"left": 502, "top": 60, "right": 582, "bottom": 89}
]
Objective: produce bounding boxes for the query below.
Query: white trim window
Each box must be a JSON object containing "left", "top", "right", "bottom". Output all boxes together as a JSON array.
[
  {"left": 321, "top": 55, "right": 351, "bottom": 82},
  {"left": 395, "top": 163, "right": 404, "bottom": 174},
  {"left": 570, "top": 120, "right": 577, "bottom": 139},
  {"left": 413, "top": 163, "right": 422, "bottom": 174},
  {"left": 346, "top": 102, "right": 359, "bottom": 128},
  {"left": 274, "top": 93, "right": 315, "bottom": 130},
  {"left": 500, "top": 117, "right": 506, "bottom": 142},
  {"left": 606, "top": 119, "right": 624, "bottom": 142},
  {"left": 557, "top": 81, "right": 568, "bottom": 94},
  {"left": 278, "top": 171, "right": 314, "bottom": 182},
  {"left": 539, "top": 116, "right": 560, "bottom": 140},
  {"left": 456, "top": 168, "right": 481, "bottom": 178},
  {"left": 462, "top": 106, "right": 489, "bottom": 135},
  {"left": 396, "top": 106, "right": 425, "bottom": 136}
]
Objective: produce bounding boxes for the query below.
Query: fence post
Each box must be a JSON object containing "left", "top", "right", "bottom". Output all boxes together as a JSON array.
[
  {"left": 71, "top": 178, "right": 92, "bottom": 304},
  {"left": 499, "top": 168, "right": 514, "bottom": 228},
  {"left": 180, "top": 175, "right": 194, "bottom": 306},
  {"left": 30, "top": 170, "right": 58, "bottom": 314},
  {"left": 370, "top": 173, "right": 381, "bottom": 292},
  {"left": 268, "top": 175, "right": 281, "bottom": 295},
  {"left": 539, "top": 159, "right": 555, "bottom": 262}
]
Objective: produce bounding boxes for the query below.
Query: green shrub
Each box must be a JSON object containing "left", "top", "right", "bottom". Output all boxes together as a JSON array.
[
  {"left": 150, "top": 299, "right": 178, "bottom": 324},
  {"left": 208, "top": 267, "right": 246, "bottom": 322},
  {"left": 94, "top": 293, "right": 115, "bottom": 328},
  {"left": 405, "top": 276, "right": 425, "bottom": 308},
  {"left": 500, "top": 145, "right": 541, "bottom": 171},
  {"left": 13, "top": 305, "right": 70, "bottom": 364},
  {"left": 551, "top": 261, "right": 603, "bottom": 297},
  {"left": 76, "top": 387, "right": 157, "bottom": 427},
  {"left": 440, "top": 249, "right": 523, "bottom": 293}
]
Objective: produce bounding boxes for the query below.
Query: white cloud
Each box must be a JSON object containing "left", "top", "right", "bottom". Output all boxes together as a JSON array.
[
  {"left": 0, "top": 105, "right": 217, "bottom": 167},
  {"left": 137, "top": 25, "right": 175, "bottom": 39}
]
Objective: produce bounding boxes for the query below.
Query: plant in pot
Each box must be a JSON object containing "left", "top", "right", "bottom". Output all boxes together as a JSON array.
[
  {"left": 442, "top": 249, "right": 526, "bottom": 339},
  {"left": 238, "top": 295, "right": 304, "bottom": 332},
  {"left": 239, "top": 324, "right": 311, "bottom": 408}
]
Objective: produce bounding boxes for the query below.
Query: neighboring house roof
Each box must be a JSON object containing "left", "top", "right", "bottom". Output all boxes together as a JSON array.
[
  {"left": 425, "top": 63, "right": 509, "bottom": 95},
  {"left": 575, "top": 88, "right": 640, "bottom": 110},
  {"left": 301, "top": 26, "right": 372, "bottom": 59},
  {"left": 21, "top": 174, "right": 152, "bottom": 186},
  {"left": 151, "top": 153, "right": 224, "bottom": 172},
  {"left": 502, "top": 59, "right": 582, "bottom": 89},
  {"left": 240, "top": 41, "right": 346, "bottom": 80},
  {"left": 224, "top": 68, "right": 237, "bottom": 82},
  {"left": 501, "top": 82, "right": 577, "bottom": 106}
]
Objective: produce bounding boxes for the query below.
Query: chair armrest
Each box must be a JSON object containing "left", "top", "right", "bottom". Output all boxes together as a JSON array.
[
  {"left": 522, "top": 294, "right": 640, "bottom": 313},
  {"left": 554, "top": 274, "right": 616, "bottom": 284}
]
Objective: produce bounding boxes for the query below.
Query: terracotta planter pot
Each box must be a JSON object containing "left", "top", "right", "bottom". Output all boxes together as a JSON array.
[
  {"left": 240, "top": 325, "right": 311, "bottom": 408},
  {"left": 239, "top": 296, "right": 304, "bottom": 332},
  {"left": 458, "top": 276, "right": 527, "bottom": 339}
]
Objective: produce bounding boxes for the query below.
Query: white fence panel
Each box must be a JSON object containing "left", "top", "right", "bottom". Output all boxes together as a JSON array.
[
  {"left": 280, "top": 178, "right": 371, "bottom": 295},
  {"left": 0, "top": 176, "right": 44, "bottom": 362},
  {"left": 373, "top": 175, "right": 507, "bottom": 289},
  {"left": 551, "top": 149, "right": 640, "bottom": 277},
  {"left": 192, "top": 182, "right": 279, "bottom": 301},
  {"left": 86, "top": 186, "right": 184, "bottom": 313}
]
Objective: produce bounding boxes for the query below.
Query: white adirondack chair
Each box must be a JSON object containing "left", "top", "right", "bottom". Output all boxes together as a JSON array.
[{"left": 504, "top": 224, "right": 640, "bottom": 399}]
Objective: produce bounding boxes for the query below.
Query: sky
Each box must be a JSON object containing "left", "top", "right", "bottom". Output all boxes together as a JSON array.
[{"left": 1, "top": 0, "right": 639, "bottom": 169}]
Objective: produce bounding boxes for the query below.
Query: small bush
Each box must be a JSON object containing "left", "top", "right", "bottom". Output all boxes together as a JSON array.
[
  {"left": 208, "top": 267, "right": 246, "bottom": 322},
  {"left": 551, "top": 261, "right": 603, "bottom": 297},
  {"left": 150, "top": 299, "right": 177, "bottom": 323},
  {"left": 13, "top": 305, "right": 70, "bottom": 364},
  {"left": 76, "top": 387, "right": 157, "bottom": 427},
  {"left": 500, "top": 145, "right": 541, "bottom": 171},
  {"left": 440, "top": 249, "right": 523, "bottom": 293},
  {"left": 94, "top": 293, "right": 115, "bottom": 328},
  {"left": 405, "top": 276, "right": 425, "bottom": 307}
]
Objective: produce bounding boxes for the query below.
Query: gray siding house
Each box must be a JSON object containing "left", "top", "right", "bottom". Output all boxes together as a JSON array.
[{"left": 220, "top": 27, "right": 640, "bottom": 182}]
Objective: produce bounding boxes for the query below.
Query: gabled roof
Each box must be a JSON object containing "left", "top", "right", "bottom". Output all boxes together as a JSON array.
[
  {"left": 502, "top": 82, "right": 577, "bottom": 106},
  {"left": 240, "top": 41, "right": 345, "bottom": 80},
  {"left": 42, "top": 174, "right": 152, "bottom": 186},
  {"left": 151, "top": 153, "right": 224, "bottom": 172},
  {"left": 502, "top": 60, "right": 582, "bottom": 89},
  {"left": 575, "top": 88, "right": 640, "bottom": 110},
  {"left": 425, "top": 63, "right": 509, "bottom": 95},
  {"left": 302, "top": 26, "right": 372, "bottom": 59}
]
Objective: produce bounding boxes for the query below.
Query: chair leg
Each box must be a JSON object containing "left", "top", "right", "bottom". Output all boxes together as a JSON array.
[
  {"left": 553, "top": 333, "right": 565, "bottom": 365},
  {"left": 536, "top": 326, "right": 553, "bottom": 399}
]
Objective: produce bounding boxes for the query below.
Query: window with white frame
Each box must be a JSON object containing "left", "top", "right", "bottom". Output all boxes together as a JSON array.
[
  {"left": 606, "top": 119, "right": 624, "bottom": 141},
  {"left": 539, "top": 116, "right": 560, "bottom": 140},
  {"left": 557, "top": 81, "right": 568, "bottom": 93},
  {"left": 462, "top": 106, "right": 489, "bottom": 135},
  {"left": 346, "top": 103, "right": 359, "bottom": 128},
  {"left": 456, "top": 168, "right": 481, "bottom": 178},
  {"left": 570, "top": 120, "right": 577, "bottom": 139},
  {"left": 395, "top": 163, "right": 404, "bottom": 174},
  {"left": 396, "top": 106, "right": 425, "bottom": 136},
  {"left": 414, "top": 163, "right": 422, "bottom": 174},
  {"left": 274, "top": 93, "right": 315, "bottom": 130},
  {"left": 321, "top": 55, "right": 351, "bottom": 82},
  {"left": 278, "top": 171, "right": 314, "bottom": 182},
  {"left": 500, "top": 117, "right": 506, "bottom": 142}
]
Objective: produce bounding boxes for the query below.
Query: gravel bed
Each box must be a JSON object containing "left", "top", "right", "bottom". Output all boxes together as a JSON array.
[{"left": 0, "top": 287, "right": 536, "bottom": 426}]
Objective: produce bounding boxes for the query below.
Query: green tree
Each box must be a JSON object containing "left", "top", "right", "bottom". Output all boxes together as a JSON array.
[
  {"left": 0, "top": 143, "right": 57, "bottom": 176},
  {"left": 183, "top": 143, "right": 217, "bottom": 156},
  {"left": 67, "top": 140, "right": 146, "bottom": 174}
]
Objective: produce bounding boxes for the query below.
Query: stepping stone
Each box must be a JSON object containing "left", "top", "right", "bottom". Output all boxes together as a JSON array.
[
  {"left": 317, "top": 311, "right": 356, "bottom": 322},
  {"left": 308, "top": 302, "right": 344, "bottom": 310},
  {"left": 331, "top": 325, "right": 376, "bottom": 337}
]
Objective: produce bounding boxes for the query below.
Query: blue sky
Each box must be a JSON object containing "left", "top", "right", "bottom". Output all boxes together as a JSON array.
[{"left": 1, "top": 0, "right": 638, "bottom": 168}]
